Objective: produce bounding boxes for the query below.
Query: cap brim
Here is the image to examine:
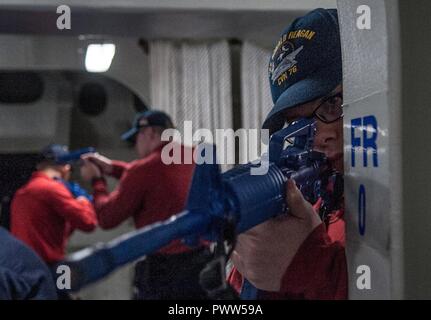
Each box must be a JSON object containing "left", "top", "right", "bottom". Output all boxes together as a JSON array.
[
  {"left": 263, "top": 67, "right": 341, "bottom": 134},
  {"left": 55, "top": 158, "right": 75, "bottom": 165},
  {"left": 121, "top": 128, "right": 139, "bottom": 142}
]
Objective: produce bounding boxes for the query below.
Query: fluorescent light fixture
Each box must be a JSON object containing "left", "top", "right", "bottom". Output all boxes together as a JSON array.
[{"left": 85, "top": 43, "right": 116, "bottom": 73}]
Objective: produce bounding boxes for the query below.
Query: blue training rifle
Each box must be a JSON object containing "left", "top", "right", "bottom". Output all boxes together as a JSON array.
[
  {"left": 56, "top": 147, "right": 96, "bottom": 164},
  {"left": 59, "top": 118, "right": 335, "bottom": 292}
]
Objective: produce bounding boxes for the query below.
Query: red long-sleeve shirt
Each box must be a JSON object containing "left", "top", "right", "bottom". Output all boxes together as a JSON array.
[
  {"left": 228, "top": 201, "right": 347, "bottom": 300},
  {"left": 91, "top": 143, "right": 201, "bottom": 255},
  {"left": 11, "top": 172, "right": 97, "bottom": 264}
]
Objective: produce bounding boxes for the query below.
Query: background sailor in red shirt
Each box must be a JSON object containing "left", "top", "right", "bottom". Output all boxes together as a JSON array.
[
  {"left": 229, "top": 8, "right": 347, "bottom": 300},
  {"left": 80, "top": 110, "right": 210, "bottom": 299},
  {"left": 10, "top": 144, "right": 98, "bottom": 266}
]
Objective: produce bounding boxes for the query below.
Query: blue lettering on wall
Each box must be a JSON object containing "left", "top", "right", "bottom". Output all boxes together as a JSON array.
[
  {"left": 358, "top": 184, "right": 366, "bottom": 236},
  {"left": 351, "top": 116, "right": 379, "bottom": 168},
  {"left": 351, "top": 118, "right": 362, "bottom": 167},
  {"left": 362, "top": 116, "right": 378, "bottom": 167}
]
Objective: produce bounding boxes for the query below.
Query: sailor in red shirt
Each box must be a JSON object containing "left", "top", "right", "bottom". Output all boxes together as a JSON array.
[
  {"left": 80, "top": 110, "right": 210, "bottom": 299},
  {"left": 11, "top": 144, "right": 97, "bottom": 266},
  {"left": 229, "top": 9, "right": 347, "bottom": 299}
]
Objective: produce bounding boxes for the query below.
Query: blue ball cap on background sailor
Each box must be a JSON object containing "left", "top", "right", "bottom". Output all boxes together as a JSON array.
[
  {"left": 41, "top": 144, "right": 72, "bottom": 165},
  {"left": 263, "top": 8, "right": 342, "bottom": 134},
  {"left": 121, "top": 110, "right": 174, "bottom": 142}
]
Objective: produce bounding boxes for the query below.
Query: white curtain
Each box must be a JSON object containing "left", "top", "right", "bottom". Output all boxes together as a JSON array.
[
  {"left": 149, "top": 40, "right": 233, "bottom": 135},
  {"left": 240, "top": 41, "right": 273, "bottom": 161},
  {"left": 241, "top": 41, "right": 273, "bottom": 130},
  {"left": 150, "top": 40, "right": 273, "bottom": 166}
]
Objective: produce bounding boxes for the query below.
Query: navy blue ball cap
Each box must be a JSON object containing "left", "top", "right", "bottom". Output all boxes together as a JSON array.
[
  {"left": 263, "top": 8, "right": 342, "bottom": 134},
  {"left": 41, "top": 144, "right": 71, "bottom": 165},
  {"left": 121, "top": 110, "right": 174, "bottom": 142}
]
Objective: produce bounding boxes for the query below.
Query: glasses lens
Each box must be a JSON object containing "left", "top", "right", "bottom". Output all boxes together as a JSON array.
[{"left": 315, "top": 94, "right": 343, "bottom": 123}]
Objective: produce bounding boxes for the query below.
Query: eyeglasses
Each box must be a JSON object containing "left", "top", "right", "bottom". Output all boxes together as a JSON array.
[{"left": 311, "top": 92, "right": 343, "bottom": 124}]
